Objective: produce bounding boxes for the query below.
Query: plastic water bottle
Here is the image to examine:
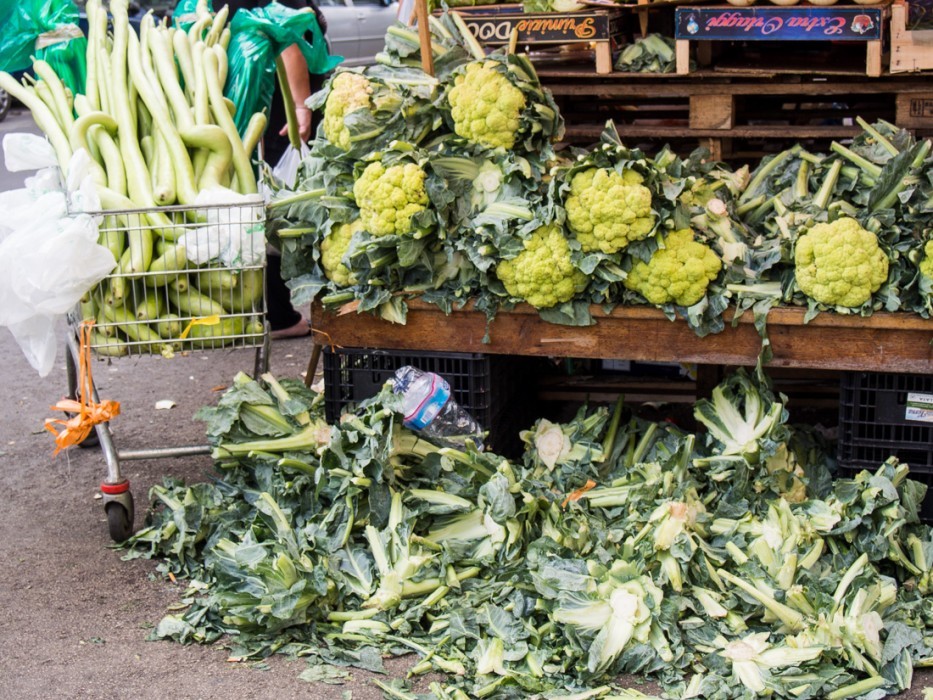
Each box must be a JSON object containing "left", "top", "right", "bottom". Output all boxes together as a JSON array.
[{"left": 392, "top": 366, "right": 485, "bottom": 450}]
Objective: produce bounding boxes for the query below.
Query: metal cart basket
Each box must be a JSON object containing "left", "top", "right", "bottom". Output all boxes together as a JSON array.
[{"left": 64, "top": 199, "right": 270, "bottom": 542}]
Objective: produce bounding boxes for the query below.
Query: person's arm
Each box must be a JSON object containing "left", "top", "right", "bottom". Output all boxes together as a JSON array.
[{"left": 279, "top": 43, "right": 313, "bottom": 142}]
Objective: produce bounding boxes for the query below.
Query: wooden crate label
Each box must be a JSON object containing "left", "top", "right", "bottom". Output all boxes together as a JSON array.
[
  {"left": 675, "top": 6, "right": 883, "bottom": 41},
  {"left": 911, "top": 98, "right": 933, "bottom": 119},
  {"left": 457, "top": 9, "right": 624, "bottom": 45}
]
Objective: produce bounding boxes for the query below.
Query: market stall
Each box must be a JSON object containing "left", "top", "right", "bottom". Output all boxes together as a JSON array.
[{"left": 4, "top": 0, "right": 933, "bottom": 698}]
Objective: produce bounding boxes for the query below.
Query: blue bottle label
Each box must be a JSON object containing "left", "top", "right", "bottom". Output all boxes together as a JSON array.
[{"left": 403, "top": 374, "right": 451, "bottom": 430}]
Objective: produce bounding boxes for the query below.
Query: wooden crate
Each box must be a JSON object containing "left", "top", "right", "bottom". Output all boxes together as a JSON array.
[
  {"left": 673, "top": 4, "right": 889, "bottom": 78},
  {"left": 538, "top": 72, "right": 933, "bottom": 159},
  {"left": 448, "top": 5, "right": 627, "bottom": 74},
  {"left": 891, "top": 1, "right": 933, "bottom": 72}
]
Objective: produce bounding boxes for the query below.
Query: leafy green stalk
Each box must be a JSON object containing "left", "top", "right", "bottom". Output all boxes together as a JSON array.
[
  {"left": 813, "top": 160, "right": 842, "bottom": 211},
  {"left": 740, "top": 146, "right": 800, "bottom": 204},
  {"left": 717, "top": 569, "right": 806, "bottom": 631},
  {"left": 825, "top": 676, "right": 886, "bottom": 700},
  {"left": 856, "top": 116, "right": 899, "bottom": 157},
  {"left": 830, "top": 142, "right": 883, "bottom": 179}
]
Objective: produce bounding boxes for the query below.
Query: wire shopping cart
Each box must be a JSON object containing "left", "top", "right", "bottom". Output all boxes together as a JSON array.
[{"left": 64, "top": 199, "right": 270, "bottom": 542}]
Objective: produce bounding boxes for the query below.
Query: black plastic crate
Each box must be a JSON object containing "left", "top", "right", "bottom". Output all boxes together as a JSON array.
[
  {"left": 322, "top": 347, "right": 541, "bottom": 457},
  {"left": 838, "top": 371, "right": 933, "bottom": 520},
  {"left": 838, "top": 371, "right": 933, "bottom": 472}
]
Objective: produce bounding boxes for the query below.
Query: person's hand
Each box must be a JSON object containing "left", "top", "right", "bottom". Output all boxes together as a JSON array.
[{"left": 280, "top": 106, "right": 313, "bottom": 142}]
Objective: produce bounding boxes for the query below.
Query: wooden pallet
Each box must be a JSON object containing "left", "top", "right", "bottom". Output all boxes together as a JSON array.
[
  {"left": 538, "top": 73, "right": 933, "bottom": 158},
  {"left": 891, "top": 1, "right": 933, "bottom": 72},
  {"left": 673, "top": 3, "right": 890, "bottom": 78}
]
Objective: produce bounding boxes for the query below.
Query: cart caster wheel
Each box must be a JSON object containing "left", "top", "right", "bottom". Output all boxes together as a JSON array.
[
  {"left": 78, "top": 429, "right": 100, "bottom": 449},
  {"left": 105, "top": 494, "right": 134, "bottom": 543}
]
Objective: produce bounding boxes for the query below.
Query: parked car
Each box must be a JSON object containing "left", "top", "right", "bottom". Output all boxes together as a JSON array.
[{"left": 317, "top": 0, "right": 400, "bottom": 67}]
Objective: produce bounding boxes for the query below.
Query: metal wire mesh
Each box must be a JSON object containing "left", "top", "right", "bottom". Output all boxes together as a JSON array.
[{"left": 68, "top": 200, "right": 268, "bottom": 356}]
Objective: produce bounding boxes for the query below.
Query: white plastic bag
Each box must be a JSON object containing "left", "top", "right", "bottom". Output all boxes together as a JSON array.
[
  {"left": 0, "top": 135, "right": 116, "bottom": 376},
  {"left": 0, "top": 214, "right": 115, "bottom": 376},
  {"left": 0, "top": 158, "right": 68, "bottom": 241},
  {"left": 181, "top": 186, "right": 266, "bottom": 268},
  {"left": 6, "top": 315, "right": 59, "bottom": 379},
  {"left": 272, "top": 143, "right": 310, "bottom": 190},
  {"left": 0, "top": 187, "right": 67, "bottom": 241},
  {"left": 2, "top": 132, "right": 57, "bottom": 172},
  {"left": 65, "top": 148, "right": 103, "bottom": 215}
]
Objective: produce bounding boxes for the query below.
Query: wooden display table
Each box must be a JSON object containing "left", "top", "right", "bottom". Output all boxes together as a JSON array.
[{"left": 311, "top": 301, "right": 933, "bottom": 375}]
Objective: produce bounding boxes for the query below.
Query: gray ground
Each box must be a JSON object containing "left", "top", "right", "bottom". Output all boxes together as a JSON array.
[{"left": 1, "top": 108, "right": 932, "bottom": 700}]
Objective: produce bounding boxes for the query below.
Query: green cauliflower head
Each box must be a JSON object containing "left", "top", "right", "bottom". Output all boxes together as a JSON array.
[
  {"left": 353, "top": 162, "right": 429, "bottom": 237},
  {"left": 447, "top": 61, "right": 526, "bottom": 151},
  {"left": 322, "top": 72, "right": 373, "bottom": 151},
  {"left": 496, "top": 224, "right": 587, "bottom": 309},
  {"left": 320, "top": 220, "right": 363, "bottom": 287},
  {"left": 919, "top": 239, "right": 933, "bottom": 280},
  {"left": 794, "top": 217, "right": 889, "bottom": 308},
  {"left": 624, "top": 228, "right": 722, "bottom": 307},
  {"left": 565, "top": 167, "right": 655, "bottom": 255}
]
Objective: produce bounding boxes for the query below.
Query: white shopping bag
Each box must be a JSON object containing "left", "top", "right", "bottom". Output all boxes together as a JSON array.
[
  {"left": 2, "top": 132, "right": 57, "bottom": 172},
  {"left": 272, "top": 143, "right": 310, "bottom": 190},
  {"left": 181, "top": 186, "right": 266, "bottom": 268},
  {"left": 0, "top": 215, "right": 115, "bottom": 376}
]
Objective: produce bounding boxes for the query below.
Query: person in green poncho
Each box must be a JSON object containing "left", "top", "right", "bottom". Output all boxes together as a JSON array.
[
  {"left": 225, "top": 0, "right": 329, "bottom": 164},
  {"left": 224, "top": 0, "right": 333, "bottom": 338}
]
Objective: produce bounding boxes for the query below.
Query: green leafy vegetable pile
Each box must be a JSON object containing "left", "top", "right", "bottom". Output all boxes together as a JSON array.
[
  {"left": 729, "top": 118, "right": 933, "bottom": 324},
  {"left": 123, "top": 369, "right": 933, "bottom": 699},
  {"left": 614, "top": 35, "right": 680, "bottom": 74}
]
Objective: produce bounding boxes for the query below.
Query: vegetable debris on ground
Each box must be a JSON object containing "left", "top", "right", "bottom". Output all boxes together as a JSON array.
[{"left": 122, "top": 368, "right": 933, "bottom": 699}]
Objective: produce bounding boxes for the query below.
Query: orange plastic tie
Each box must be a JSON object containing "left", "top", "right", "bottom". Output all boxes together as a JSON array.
[
  {"left": 562, "top": 479, "right": 597, "bottom": 509},
  {"left": 45, "top": 321, "right": 121, "bottom": 455},
  {"left": 310, "top": 328, "right": 341, "bottom": 352}
]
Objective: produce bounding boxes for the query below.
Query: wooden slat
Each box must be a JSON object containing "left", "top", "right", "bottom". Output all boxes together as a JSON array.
[
  {"left": 564, "top": 124, "right": 863, "bottom": 140},
  {"left": 675, "top": 39, "right": 690, "bottom": 76},
  {"left": 896, "top": 92, "right": 933, "bottom": 129},
  {"left": 890, "top": 3, "right": 933, "bottom": 74},
  {"left": 689, "top": 95, "right": 735, "bottom": 130},
  {"left": 595, "top": 42, "right": 613, "bottom": 75},
  {"left": 312, "top": 302, "right": 933, "bottom": 374},
  {"left": 541, "top": 79, "right": 933, "bottom": 98},
  {"left": 866, "top": 40, "right": 884, "bottom": 78}
]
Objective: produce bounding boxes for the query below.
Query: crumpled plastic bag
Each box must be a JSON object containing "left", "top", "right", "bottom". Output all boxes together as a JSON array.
[
  {"left": 272, "top": 142, "right": 310, "bottom": 190},
  {"left": 0, "top": 134, "right": 66, "bottom": 241},
  {"left": 3, "top": 132, "right": 58, "bottom": 172},
  {"left": 64, "top": 148, "right": 103, "bottom": 214},
  {"left": 0, "top": 135, "right": 115, "bottom": 376},
  {"left": 225, "top": 1, "right": 341, "bottom": 136},
  {"left": 0, "top": 214, "right": 115, "bottom": 376},
  {"left": 180, "top": 187, "right": 266, "bottom": 268},
  {"left": 0, "top": 0, "right": 87, "bottom": 95}
]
